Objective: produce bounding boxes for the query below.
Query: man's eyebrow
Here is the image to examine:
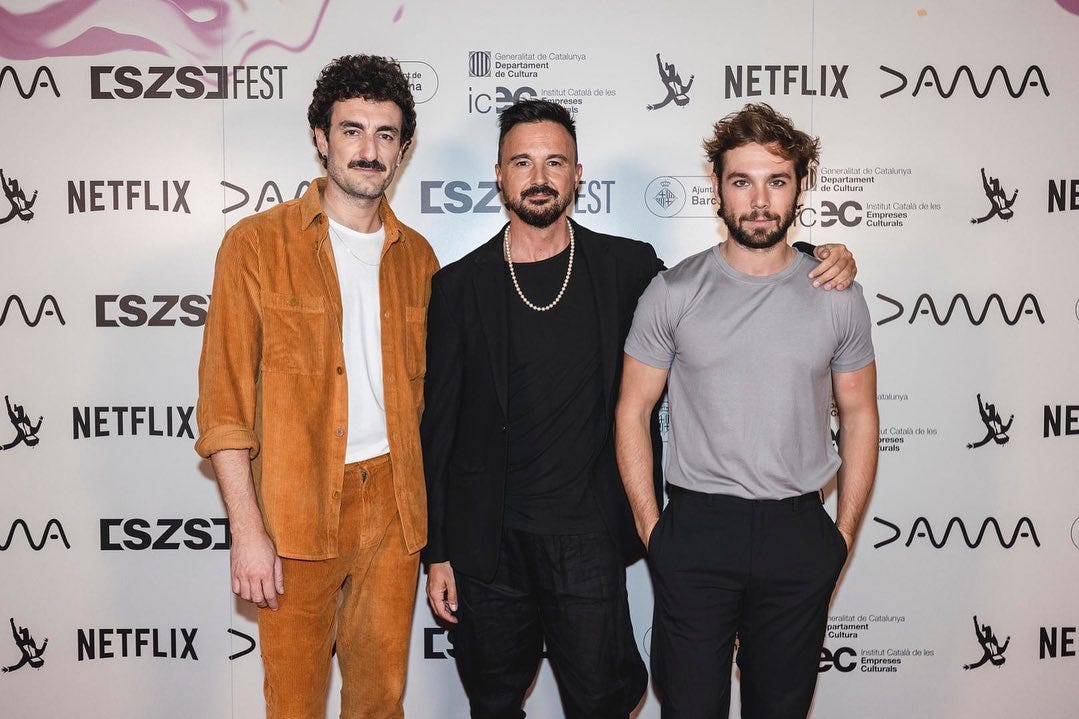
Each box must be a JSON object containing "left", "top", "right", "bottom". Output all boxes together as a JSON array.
[
  {"left": 338, "top": 120, "right": 400, "bottom": 134},
  {"left": 507, "top": 152, "right": 569, "bottom": 162},
  {"left": 725, "top": 170, "right": 793, "bottom": 180}
]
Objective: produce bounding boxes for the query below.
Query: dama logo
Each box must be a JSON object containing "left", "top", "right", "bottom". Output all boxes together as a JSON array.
[
  {"left": 872, "top": 516, "right": 1040, "bottom": 549},
  {"left": 879, "top": 65, "right": 1049, "bottom": 99},
  {"left": 221, "top": 179, "right": 311, "bottom": 214},
  {"left": 0, "top": 519, "right": 70, "bottom": 551},
  {"left": 0, "top": 66, "right": 60, "bottom": 98},
  {"left": 0, "top": 295, "right": 65, "bottom": 327},
  {"left": 226, "top": 628, "right": 256, "bottom": 661},
  {"left": 874, "top": 293, "right": 1044, "bottom": 326}
]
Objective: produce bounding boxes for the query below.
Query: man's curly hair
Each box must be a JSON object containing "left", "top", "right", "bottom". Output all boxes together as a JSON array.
[
  {"left": 704, "top": 103, "right": 820, "bottom": 189},
  {"left": 307, "top": 55, "right": 417, "bottom": 167}
]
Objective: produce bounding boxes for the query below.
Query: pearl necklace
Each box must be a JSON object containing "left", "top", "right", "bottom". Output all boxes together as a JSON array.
[{"left": 504, "top": 219, "right": 575, "bottom": 312}]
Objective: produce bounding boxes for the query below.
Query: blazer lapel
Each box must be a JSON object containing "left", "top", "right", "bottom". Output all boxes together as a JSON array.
[
  {"left": 576, "top": 221, "right": 621, "bottom": 415},
  {"left": 473, "top": 233, "right": 510, "bottom": 419}
]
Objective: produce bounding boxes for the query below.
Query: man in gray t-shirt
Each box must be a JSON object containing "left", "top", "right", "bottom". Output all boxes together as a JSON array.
[{"left": 615, "top": 104, "right": 879, "bottom": 718}]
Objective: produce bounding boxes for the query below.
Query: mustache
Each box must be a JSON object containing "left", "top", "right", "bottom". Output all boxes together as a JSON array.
[
  {"left": 348, "top": 159, "right": 388, "bottom": 171},
  {"left": 521, "top": 184, "right": 558, "bottom": 199},
  {"left": 741, "top": 211, "right": 780, "bottom": 222}
]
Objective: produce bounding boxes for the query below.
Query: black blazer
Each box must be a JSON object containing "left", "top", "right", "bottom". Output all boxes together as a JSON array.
[{"left": 420, "top": 219, "right": 665, "bottom": 581}]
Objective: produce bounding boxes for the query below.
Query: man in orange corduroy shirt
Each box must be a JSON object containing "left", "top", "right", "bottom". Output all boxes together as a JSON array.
[{"left": 195, "top": 55, "right": 437, "bottom": 719}]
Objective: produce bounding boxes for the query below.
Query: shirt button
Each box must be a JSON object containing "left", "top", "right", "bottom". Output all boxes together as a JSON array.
[
  {"left": 332, "top": 490, "right": 340, "bottom": 499},
  {"left": 383, "top": 311, "right": 389, "bottom": 319},
  {"left": 501, "top": 425, "right": 507, "bottom": 433},
  {"left": 335, "top": 427, "right": 344, "bottom": 437},
  {"left": 336, "top": 366, "right": 344, "bottom": 375}
]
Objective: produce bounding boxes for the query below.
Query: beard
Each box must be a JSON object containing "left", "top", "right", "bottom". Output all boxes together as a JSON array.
[
  {"left": 721, "top": 203, "right": 796, "bottom": 250},
  {"left": 503, "top": 183, "right": 572, "bottom": 228}
]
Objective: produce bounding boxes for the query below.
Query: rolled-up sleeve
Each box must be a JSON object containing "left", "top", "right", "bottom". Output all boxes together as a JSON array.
[{"left": 194, "top": 224, "right": 263, "bottom": 459}]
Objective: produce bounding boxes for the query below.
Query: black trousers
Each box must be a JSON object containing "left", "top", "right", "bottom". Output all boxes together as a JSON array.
[
  {"left": 648, "top": 485, "right": 848, "bottom": 719},
  {"left": 452, "top": 528, "right": 648, "bottom": 719}
]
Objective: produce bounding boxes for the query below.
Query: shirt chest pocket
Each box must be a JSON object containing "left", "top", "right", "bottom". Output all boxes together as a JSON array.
[
  {"left": 404, "top": 305, "right": 427, "bottom": 380},
  {"left": 262, "top": 292, "right": 327, "bottom": 375}
]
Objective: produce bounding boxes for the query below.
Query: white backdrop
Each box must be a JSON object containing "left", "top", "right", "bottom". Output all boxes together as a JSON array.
[{"left": 2, "top": 1, "right": 1078, "bottom": 717}]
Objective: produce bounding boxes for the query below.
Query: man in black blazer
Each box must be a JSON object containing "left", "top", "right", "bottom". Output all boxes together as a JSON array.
[{"left": 420, "top": 100, "right": 855, "bottom": 718}]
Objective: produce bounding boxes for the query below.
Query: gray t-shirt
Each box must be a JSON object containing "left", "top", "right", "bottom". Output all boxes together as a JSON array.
[{"left": 624, "top": 244, "right": 874, "bottom": 499}]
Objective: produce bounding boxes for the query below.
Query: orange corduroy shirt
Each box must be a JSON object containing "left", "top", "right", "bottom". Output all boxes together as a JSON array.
[{"left": 195, "top": 178, "right": 438, "bottom": 560}]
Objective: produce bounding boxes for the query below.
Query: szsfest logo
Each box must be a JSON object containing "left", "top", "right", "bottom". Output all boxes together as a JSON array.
[
  {"left": 879, "top": 65, "right": 1049, "bottom": 98},
  {"left": 971, "top": 168, "right": 1018, "bottom": 224},
  {"left": 0, "top": 519, "right": 70, "bottom": 551},
  {"left": 2, "top": 618, "right": 47, "bottom": 673},
  {"left": 963, "top": 615, "right": 1009, "bottom": 670},
  {"left": 872, "top": 516, "right": 1040, "bottom": 549},
  {"left": 99, "top": 517, "right": 230, "bottom": 550},
  {"left": 874, "top": 293, "right": 1044, "bottom": 326},
  {"left": 0, "top": 295, "right": 65, "bottom": 327},
  {"left": 89, "top": 65, "right": 286, "bottom": 100},
  {"left": 95, "top": 296, "right": 209, "bottom": 328},
  {"left": 1, "top": 395, "right": 43, "bottom": 451},
  {"left": 647, "top": 53, "right": 694, "bottom": 110},
  {"left": 421, "top": 179, "right": 613, "bottom": 215},
  {"left": 966, "top": 394, "right": 1013, "bottom": 449},
  {"left": 1, "top": 168, "right": 38, "bottom": 224}
]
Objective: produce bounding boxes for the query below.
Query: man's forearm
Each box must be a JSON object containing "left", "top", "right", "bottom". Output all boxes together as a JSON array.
[
  {"left": 835, "top": 411, "right": 879, "bottom": 541},
  {"left": 615, "top": 409, "right": 662, "bottom": 542},
  {"left": 210, "top": 448, "right": 267, "bottom": 538}
]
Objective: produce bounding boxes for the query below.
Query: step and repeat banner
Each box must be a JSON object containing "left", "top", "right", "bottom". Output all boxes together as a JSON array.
[{"left": 2, "top": 1, "right": 1077, "bottom": 717}]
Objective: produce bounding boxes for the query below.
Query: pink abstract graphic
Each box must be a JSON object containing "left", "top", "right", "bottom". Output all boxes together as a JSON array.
[
  {"left": 1056, "top": 0, "right": 1079, "bottom": 15},
  {"left": 0, "top": 0, "right": 332, "bottom": 63}
]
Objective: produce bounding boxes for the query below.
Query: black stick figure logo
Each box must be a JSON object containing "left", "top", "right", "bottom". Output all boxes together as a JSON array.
[
  {"left": 0, "top": 395, "right": 43, "bottom": 451},
  {"left": 0, "top": 169, "right": 38, "bottom": 224},
  {"left": 966, "top": 393, "right": 1012, "bottom": 450},
  {"left": 962, "top": 615, "right": 1008, "bottom": 670},
  {"left": 970, "top": 168, "right": 1017, "bottom": 224},
  {"left": 2, "top": 618, "right": 48, "bottom": 673},
  {"left": 646, "top": 53, "right": 694, "bottom": 111}
]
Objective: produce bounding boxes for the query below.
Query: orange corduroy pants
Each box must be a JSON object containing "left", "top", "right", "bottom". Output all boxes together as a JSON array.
[{"left": 257, "top": 454, "right": 420, "bottom": 719}]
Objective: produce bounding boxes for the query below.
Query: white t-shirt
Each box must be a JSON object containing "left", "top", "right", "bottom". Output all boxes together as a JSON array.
[{"left": 328, "top": 217, "right": 389, "bottom": 462}]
